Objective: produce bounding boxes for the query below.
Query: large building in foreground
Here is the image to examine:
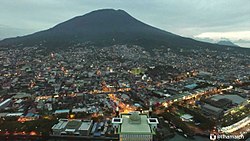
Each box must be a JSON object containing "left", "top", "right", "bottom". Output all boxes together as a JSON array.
[
  {"left": 52, "top": 119, "right": 93, "bottom": 136},
  {"left": 201, "top": 94, "right": 249, "bottom": 119},
  {"left": 112, "top": 112, "right": 158, "bottom": 141}
]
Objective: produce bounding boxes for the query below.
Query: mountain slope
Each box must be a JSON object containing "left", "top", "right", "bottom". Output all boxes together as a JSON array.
[
  {"left": 0, "top": 9, "right": 245, "bottom": 51},
  {"left": 217, "top": 40, "right": 239, "bottom": 47}
]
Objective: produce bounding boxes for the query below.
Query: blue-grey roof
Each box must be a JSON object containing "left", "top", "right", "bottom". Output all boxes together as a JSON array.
[{"left": 211, "top": 94, "right": 246, "bottom": 105}]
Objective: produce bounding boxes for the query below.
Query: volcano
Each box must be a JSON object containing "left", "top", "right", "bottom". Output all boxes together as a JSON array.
[{"left": 0, "top": 9, "right": 246, "bottom": 51}]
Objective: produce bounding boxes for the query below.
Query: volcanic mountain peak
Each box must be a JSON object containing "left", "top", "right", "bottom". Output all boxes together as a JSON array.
[
  {"left": 0, "top": 9, "right": 179, "bottom": 48},
  {"left": 52, "top": 9, "right": 137, "bottom": 30},
  {"left": 0, "top": 9, "right": 246, "bottom": 52}
]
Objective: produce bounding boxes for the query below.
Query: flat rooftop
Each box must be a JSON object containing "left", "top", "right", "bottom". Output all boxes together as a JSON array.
[
  {"left": 120, "top": 114, "right": 152, "bottom": 134},
  {"left": 211, "top": 94, "right": 246, "bottom": 105},
  {"left": 6, "top": 113, "right": 23, "bottom": 117},
  {"left": 65, "top": 120, "right": 82, "bottom": 129},
  {"left": 52, "top": 120, "right": 66, "bottom": 130},
  {"left": 79, "top": 121, "right": 93, "bottom": 131},
  {"left": 0, "top": 99, "right": 11, "bottom": 107},
  {"left": 180, "top": 114, "right": 193, "bottom": 120},
  {"left": 54, "top": 109, "right": 70, "bottom": 114},
  {"left": 52, "top": 119, "right": 93, "bottom": 131},
  {"left": 203, "top": 104, "right": 223, "bottom": 113}
]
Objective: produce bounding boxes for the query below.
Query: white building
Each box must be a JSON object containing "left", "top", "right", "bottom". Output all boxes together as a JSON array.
[
  {"left": 112, "top": 112, "right": 159, "bottom": 141},
  {"left": 52, "top": 119, "right": 93, "bottom": 136},
  {"left": 180, "top": 114, "right": 193, "bottom": 122}
]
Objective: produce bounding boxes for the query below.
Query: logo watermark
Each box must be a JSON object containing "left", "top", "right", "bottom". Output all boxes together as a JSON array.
[{"left": 210, "top": 133, "right": 244, "bottom": 140}]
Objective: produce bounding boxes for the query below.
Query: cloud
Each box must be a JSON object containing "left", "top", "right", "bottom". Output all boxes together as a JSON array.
[
  {"left": 194, "top": 31, "right": 250, "bottom": 47},
  {"left": 194, "top": 31, "right": 250, "bottom": 41}
]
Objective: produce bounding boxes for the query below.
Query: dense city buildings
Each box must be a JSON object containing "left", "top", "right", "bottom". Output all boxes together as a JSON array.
[
  {"left": 0, "top": 0, "right": 250, "bottom": 140},
  {"left": 0, "top": 45, "right": 249, "bottom": 141}
]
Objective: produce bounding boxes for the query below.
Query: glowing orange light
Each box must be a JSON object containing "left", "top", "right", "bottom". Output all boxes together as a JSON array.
[{"left": 30, "top": 131, "right": 37, "bottom": 135}]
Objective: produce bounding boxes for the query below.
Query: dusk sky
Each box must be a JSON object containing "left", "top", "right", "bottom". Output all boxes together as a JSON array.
[{"left": 1, "top": 0, "right": 250, "bottom": 47}]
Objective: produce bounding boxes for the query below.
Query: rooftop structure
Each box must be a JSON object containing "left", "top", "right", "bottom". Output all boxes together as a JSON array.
[
  {"left": 72, "top": 108, "right": 87, "bottom": 113},
  {"left": 6, "top": 112, "right": 23, "bottom": 117},
  {"left": 112, "top": 112, "right": 158, "bottom": 141},
  {"left": 54, "top": 109, "right": 70, "bottom": 114},
  {"left": 12, "top": 93, "right": 31, "bottom": 99},
  {"left": 52, "top": 119, "right": 93, "bottom": 136},
  {"left": 202, "top": 104, "right": 223, "bottom": 113},
  {"left": 211, "top": 94, "right": 246, "bottom": 105},
  {"left": 121, "top": 113, "right": 150, "bottom": 133},
  {"left": 204, "top": 98, "right": 232, "bottom": 109},
  {"left": 180, "top": 114, "right": 193, "bottom": 122},
  {"left": 0, "top": 98, "right": 11, "bottom": 110},
  {"left": 201, "top": 104, "right": 224, "bottom": 119},
  {"left": 184, "top": 83, "right": 198, "bottom": 90}
]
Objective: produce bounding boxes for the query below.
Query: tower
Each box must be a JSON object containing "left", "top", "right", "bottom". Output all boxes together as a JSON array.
[
  {"left": 115, "top": 106, "right": 119, "bottom": 117},
  {"left": 149, "top": 101, "right": 152, "bottom": 117}
]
